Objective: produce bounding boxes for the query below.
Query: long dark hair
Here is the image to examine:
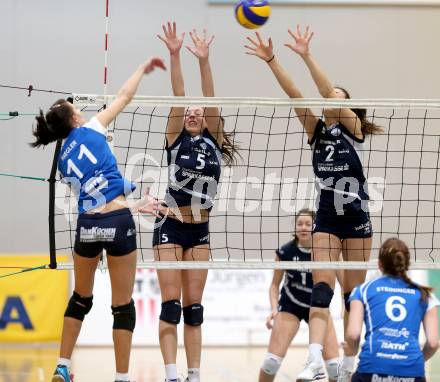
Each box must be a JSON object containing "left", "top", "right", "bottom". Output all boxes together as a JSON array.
[
  {"left": 31, "top": 99, "right": 74, "bottom": 148},
  {"left": 293, "top": 208, "right": 315, "bottom": 244},
  {"left": 335, "top": 86, "right": 383, "bottom": 135},
  {"left": 219, "top": 117, "right": 240, "bottom": 166},
  {"left": 379, "top": 237, "right": 433, "bottom": 302}
]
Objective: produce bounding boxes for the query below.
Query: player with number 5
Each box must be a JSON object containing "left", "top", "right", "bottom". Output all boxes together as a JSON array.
[
  {"left": 154, "top": 22, "right": 239, "bottom": 382},
  {"left": 345, "top": 238, "right": 439, "bottom": 382}
]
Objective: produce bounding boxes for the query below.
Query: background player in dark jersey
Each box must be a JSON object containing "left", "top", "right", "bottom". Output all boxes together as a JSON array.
[
  {"left": 31, "top": 58, "right": 166, "bottom": 382},
  {"left": 156, "top": 22, "right": 238, "bottom": 382},
  {"left": 244, "top": 26, "right": 382, "bottom": 381},
  {"left": 260, "top": 209, "right": 340, "bottom": 382},
  {"left": 345, "top": 238, "right": 439, "bottom": 382}
]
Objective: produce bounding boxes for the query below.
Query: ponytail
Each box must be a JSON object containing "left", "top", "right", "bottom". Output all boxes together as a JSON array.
[
  {"left": 220, "top": 118, "right": 241, "bottom": 166},
  {"left": 31, "top": 99, "right": 74, "bottom": 148},
  {"left": 335, "top": 86, "right": 383, "bottom": 136},
  {"left": 379, "top": 238, "right": 433, "bottom": 302}
]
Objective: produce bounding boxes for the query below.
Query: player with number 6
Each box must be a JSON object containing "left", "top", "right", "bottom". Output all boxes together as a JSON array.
[{"left": 345, "top": 238, "right": 439, "bottom": 382}]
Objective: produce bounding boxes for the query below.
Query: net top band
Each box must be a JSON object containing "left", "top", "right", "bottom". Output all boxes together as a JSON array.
[{"left": 72, "top": 95, "right": 440, "bottom": 109}]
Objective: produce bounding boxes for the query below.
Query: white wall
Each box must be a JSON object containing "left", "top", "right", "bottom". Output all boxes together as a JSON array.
[{"left": 1, "top": 0, "right": 439, "bottom": 252}]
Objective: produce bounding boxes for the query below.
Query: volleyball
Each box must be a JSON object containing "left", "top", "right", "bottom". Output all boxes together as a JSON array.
[{"left": 235, "top": 0, "right": 271, "bottom": 29}]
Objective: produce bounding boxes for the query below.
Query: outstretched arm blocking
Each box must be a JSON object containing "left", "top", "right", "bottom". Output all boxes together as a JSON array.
[
  {"left": 187, "top": 28, "right": 224, "bottom": 145},
  {"left": 244, "top": 32, "right": 318, "bottom": 140},
  {"left": 158, "top": 21, "right": 186, "bottom": 144}
]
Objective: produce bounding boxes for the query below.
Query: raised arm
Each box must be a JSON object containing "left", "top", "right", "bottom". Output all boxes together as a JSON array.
[
  {"left": 266, "top": 256, "right": 284, "bottom": 330},
  {"left": 286, "top": 25, "right": 362, "bottom": 139},
  {"left": 157, "top": 21, "right": 186, "bottom": 145},
  {"left": 244, "top": 32, "right": 317, "bottom": 140},
  {"left": 187, "top": 29, "right": 224, "bottom": 145},
  {"left": 96, "top": 58, "right": 166, "bottom": 128}
]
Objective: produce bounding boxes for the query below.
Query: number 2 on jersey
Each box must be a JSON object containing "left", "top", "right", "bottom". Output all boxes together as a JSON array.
[{"left": 66, "top": 144, "right": 98, "bottom": 179}]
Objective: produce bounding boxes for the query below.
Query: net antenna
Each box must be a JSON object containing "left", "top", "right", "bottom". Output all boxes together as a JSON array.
[{"left": 50, "top": 95, "right": 440, "bottom": 270}]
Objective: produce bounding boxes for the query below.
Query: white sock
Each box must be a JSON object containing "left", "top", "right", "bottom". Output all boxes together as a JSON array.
[
  {"left": 165, "top": 364, "right": 178, "bottom": 381},
  {"left": 115, "top": 372, "right": 130, "bottom": 381},
  {"left": 187, "top": 368, "right": 200, "bottom": 382},
  {"left": 309, "top": 343, "right": 323, "bottom": 362},
  {"left": 57, "top": 358, "right": 71, "bottom": 368},
  {"left": 341, "top": 355, "right": 356, "bottom": 372}
]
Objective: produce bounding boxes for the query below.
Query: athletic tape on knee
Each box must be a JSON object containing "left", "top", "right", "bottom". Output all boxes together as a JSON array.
[
  {"left": 261, "top": 353, "right": 283, "bottom": 376},
  {"left": 160, "top": 299, "right": 182, "bottom": 325},
  {"left": 344, "top": 292, "right": 352, "bottom": 312},
  {"left": 183, "top": 303, "right": 204, "bottom": 326},
  {"left": 112, "top": 299, "right": 136, "bottom": 332},
  {"left": 325, "top": 358, "right": 340, "bottom": 380},
  {"left": 64, "top": 291, "right": 93, "bottom": 321},
  {"left": 311, "top": 282, "right": 334, "bottom": 308}
]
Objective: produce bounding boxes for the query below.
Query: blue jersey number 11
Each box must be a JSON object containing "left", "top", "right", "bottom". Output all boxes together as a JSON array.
[{"left": 66, "top": 144, "right": 97, "bottom": 179}]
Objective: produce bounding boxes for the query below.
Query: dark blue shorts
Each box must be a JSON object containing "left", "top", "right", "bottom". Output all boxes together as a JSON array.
[
  {"left": 74, "top": 208, "right": 137, "bottom": 258},
  {"left": 313, "top": 208, "right": 372, "bottom": 240},
  {"left": 352, "top": 372, "right": 425, "bottom": 382},
  {"left": 152, "top": 216, "right": 209, "bottom": 251},
  {"left": 278, "top": 294, "right": 310, "bottom": 323}
]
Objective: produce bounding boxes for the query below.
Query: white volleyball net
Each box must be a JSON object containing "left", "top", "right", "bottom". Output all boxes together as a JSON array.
[{"left": 51, "top": 96, "right": 440, "bottom": 270}]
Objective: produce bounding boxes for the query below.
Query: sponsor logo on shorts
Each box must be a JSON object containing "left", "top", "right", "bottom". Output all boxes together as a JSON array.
[
  {"left": 372, "top": 375, "right": 415, "bottom": 382},
  {"left": 80, "top": 227, "right": 116, "bottom": 242},
  {"left": 126, "top": 228, "right": 136, "bottom": 237},
  {"left": 199, "top": 234, "right": 209, "bottom": 243},
  {"left": 378, "top": 327, "right": 410, "bottom": 339},
  {"left": 354, "top": 220, "right": 371, "bottom": 233}
]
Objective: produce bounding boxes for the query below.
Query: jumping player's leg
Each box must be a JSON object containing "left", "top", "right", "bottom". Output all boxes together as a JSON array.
[
  {"left": 107, "top": 250, "right": 137, "bottom": 377},
  {"left": 59, "top": 253, "right": 100, "bottom": 360},
  {"left": 155, "top": 244, "right": 184, "bottom": 380},
  {"left": 322, "top": 316, "right": 340, "bottom": 382},
  {"left": 182, "top": 245, "right": 210, "bottom": 382},
  {"left": 297, "top": 232, "right": 341, "bottom": 381},
  {"left": 339, "top": 237, "right": 372, "bottom": 380},
  {"left": 309, "top": 233, "right": 342, "bottom": 346},
  {"left": 259, "top": 312, "right": 300, "bottom": 382},
  {"left": 52, "top": 252, "right": 100, "bottom": 381}
]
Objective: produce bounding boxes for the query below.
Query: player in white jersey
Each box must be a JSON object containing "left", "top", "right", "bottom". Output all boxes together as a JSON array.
[
  {"left": 155, "top": 22, "right": 239, "bottom": 382},
  {"left": 32, "top": 57, "right": 166, "bottom": 382},
  {"left": 343, "top": 238, "right": 439, "bottom": 382},
  {"left": 244, "top": 26, "right": 382, "bottom": 381},
  {"left": 259, "top": 209, "right": 340, "bottom": 382}
]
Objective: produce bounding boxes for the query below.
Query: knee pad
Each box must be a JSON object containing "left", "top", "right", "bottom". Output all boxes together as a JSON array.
[
  {"left": 344, "top": 292, "right": 352, "bottom": 312},
  {"left": 325, "top": 358, "right": 339, "bottom": 381},
  {"left": 183, "top": 303, "right": 204, "bottom": 326},
  {"left": 261, "top": 353, "right": 283, "bottom": 376},
  {"left": 64, "top": 291, "right": 93, "bottom": 321},
  {"left": 160, "top": 299, "right": 182, "bottom": 325},
  {"left": 112, "top": 299, "right": 136, "bottom": 332},
  {"left": 311, "top": 282, "right": 334, "bottom": 308}
]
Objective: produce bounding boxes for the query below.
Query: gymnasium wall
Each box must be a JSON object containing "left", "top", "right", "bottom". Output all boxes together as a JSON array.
[{"left": 1, "top": 0, "right": 440, "bottom": 252}]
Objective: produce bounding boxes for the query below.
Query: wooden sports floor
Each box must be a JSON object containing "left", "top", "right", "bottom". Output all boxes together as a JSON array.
[{"left": 1, "top": 346, "right": 439, "bottom": 382}]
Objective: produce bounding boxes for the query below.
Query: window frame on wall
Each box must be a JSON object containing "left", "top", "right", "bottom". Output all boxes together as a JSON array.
[{"left": 208, "top": 0, "right": 440, "bottom": 5}]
